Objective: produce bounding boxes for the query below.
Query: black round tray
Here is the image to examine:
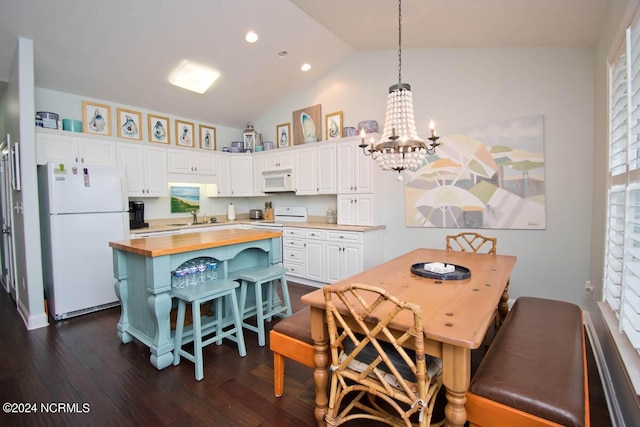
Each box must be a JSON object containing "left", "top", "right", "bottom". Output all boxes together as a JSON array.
[{"left": 410, "top": 262, "right": 471, "bottom": 281}]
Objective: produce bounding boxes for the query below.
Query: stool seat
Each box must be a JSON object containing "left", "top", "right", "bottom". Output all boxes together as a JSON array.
[
  {"left": 236, "top": 265, "right": 288, "bottom": 282},
  {"left": 235, "top": 265, "right": 292, "bottom": 346},
  {"left": 172, "top": 279, "right": 246, "bottom": 381},
  {"left": 270, "top": 306, "right": 314, "bottom": 397}
]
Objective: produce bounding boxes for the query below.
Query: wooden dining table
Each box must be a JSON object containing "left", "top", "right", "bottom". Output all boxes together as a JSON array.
[{"left": 301, "top": 248, "right": 517, "bottom": 427}]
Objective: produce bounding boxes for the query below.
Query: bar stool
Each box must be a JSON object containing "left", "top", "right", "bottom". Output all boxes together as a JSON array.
[
  {"left": 172, "top": 279, "right": 246, "bottom": 381},
  {"left": 237, "top": 265, "right": 292, "bottom": 346}
]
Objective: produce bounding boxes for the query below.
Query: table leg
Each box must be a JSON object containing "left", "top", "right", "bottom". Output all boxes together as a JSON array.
[
  {"left": 148, "top": 292, "right": 174, "bottom": 370},
  {"left": 442, "top": 344, "right": 470, "bottom": 427},
  {"left": 310, "top": 306, "right": 328, "bottom": 427}
]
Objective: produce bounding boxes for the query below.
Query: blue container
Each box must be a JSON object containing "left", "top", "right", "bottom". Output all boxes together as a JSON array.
[{"left": 62, "top": 119, "right": 83, "bottom": 132}]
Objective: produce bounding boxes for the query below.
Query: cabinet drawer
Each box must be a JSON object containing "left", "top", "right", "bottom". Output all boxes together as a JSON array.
[
  {"left": 284, "top": 262, "right": 304, "bottom": 277},
  {"left": 283, "top": 228, "right": 303, "bottom": 238},
  {"left": 326, "top": 231, "right": 362, "bottom": 244},
  {"left": 284, "top": 248, "right": 304, "bottom": 262},
  {"left": 304, "top": 229, "right": 325, "bottom": 240},
  {"left": 284, "top": 238, "right": 304, "bottom": 249}
]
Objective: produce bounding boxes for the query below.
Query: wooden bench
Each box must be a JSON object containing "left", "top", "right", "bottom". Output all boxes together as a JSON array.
[{"left": 466, "top": 297, "right": 590, "bottom": 427}]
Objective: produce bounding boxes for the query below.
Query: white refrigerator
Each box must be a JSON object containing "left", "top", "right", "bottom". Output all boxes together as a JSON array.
[{"left": 38, "top": 162, "right": 129, "bottom": 320}]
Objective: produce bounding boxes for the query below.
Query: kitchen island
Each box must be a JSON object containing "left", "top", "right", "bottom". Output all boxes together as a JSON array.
[{"left": 109, "top": 229, "right": 282, "bottom": 370}]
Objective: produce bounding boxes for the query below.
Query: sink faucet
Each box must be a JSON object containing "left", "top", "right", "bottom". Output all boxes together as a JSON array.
[{"left": 191, "top": 210, "right": 198, "bottom": 224}]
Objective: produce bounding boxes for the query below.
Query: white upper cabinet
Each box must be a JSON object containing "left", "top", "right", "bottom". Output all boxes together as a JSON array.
[
  {"left": 336, "top": 137, "right": 375, "bottom": 194},
  {"left": 117, "top": 142, "right": 167, "bottom": 197},
  {"left": 167, "top": 149, "right": 216, "bottom": 177},
  {"left": 262, "top": 151, "right": 293, "bottom": 170},
  {"left": 294, "top": 143, "right": 337, "bottom": 195},
  {"left": 215, "top": 153, "right": 253, "bottom": 197},
  {"left": 36, "top": 130, "right": 117, "bottom": 167}
]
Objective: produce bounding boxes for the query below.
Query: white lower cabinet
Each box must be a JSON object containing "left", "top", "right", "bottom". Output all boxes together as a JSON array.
[{"left": 283, "top": 226, "right": 383, "bottom": 286}]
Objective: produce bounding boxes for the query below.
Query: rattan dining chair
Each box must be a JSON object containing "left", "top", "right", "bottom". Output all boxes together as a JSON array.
[
  {"left": 445, "top": 231, "right": 497, "bottom": 254},
  {"left": 323, "top": 283, "right": 443, "bottom": 427}
]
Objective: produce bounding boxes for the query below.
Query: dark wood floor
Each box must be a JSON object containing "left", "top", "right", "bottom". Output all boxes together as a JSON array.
[{"left": 0, "top": 283, "right": 611, "bottom": 426}]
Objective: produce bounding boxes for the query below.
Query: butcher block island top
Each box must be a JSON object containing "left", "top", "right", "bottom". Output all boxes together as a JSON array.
[{"left": 110, "top": 229, "right": 282, "bottom": 257}]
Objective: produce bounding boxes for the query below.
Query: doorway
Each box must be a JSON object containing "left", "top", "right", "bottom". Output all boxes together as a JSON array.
[{"left": 0, "top": 134, "right": 18, "bottom": 303}]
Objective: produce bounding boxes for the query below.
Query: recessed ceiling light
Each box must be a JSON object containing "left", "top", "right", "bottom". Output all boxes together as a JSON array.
[
  {"left": 169, "top": 60, "right": 219, "bottom": 94},
  {"left": 301, "top": 63, "right": 311, "bottom": 72},
  {"left": 245, "top": 31, "right": 258, "bottom": 43},
  {"left": 277, "top": 50, "right": 288, "bottom": 59}
]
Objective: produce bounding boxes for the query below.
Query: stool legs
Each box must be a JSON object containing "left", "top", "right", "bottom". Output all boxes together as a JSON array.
[
  {"left": 239, "top": 274, "right": 292, "bottom": 347},
  {"left": 173, "top": 284, "right": 246, "bottom": 381}
]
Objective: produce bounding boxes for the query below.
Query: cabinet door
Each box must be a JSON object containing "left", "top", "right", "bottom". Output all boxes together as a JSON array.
[
  {"left": 317, "top": 143, "right": 336, "bottom": 194},
  {"left": 117, "top": 143, "right": 146, "bottom": 196},
  {"left": 337, "top": 195, "right": 355, "bottom": 225},
  {"left": 325, "top": 242, "right": 342, "bottom": 283},
  {"left": 79, "top": 138, "right": 117, "bottom": 166},
  {"left": 354, "top": 194, "right": 374, "bottom": 226},
  {"left": 144, "top": 148, "right": 168, "bottom": 197},
  {"left": 216, "top": 154, "right": 231, "bottom": 196},
  {"left": 342, "top": 244, "right": 363, "bottom": 279},
  {"left": 305, "top": 240, "right": 325, "bottom": 282},
  {"left": 336, "top": 141, "right": 354, "bottom": 193},
  {"left": 354, "top": 141, "right": 374, "bottom": 193},
  {"left": 36, "top": 133, "right": 79, "bottom": 165},
  {"left": 194, "top": 152, "right": 216, "bottom": 175},
  {"left": 167, "top": 149, "right": 193, "bottom": 173},
  {"left": 295, "top": 147, "right": 317, "bottom": 195},
  {"left": 229, "top": 156, "right": 253, "bottom": 196}
]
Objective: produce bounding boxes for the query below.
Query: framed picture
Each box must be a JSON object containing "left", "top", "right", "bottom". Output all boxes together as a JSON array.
[
  {"left": 325, "top": 111, "right": 343, "bottom": 140},
  {"left": 82, "top": 101, "right": 112, "bottom": 136},
  {"left": 175, "top": 119, "right": 195, "bottom": 148},
  {"left": 116, "top": 108, "right": 142, "bottom": 140},
  {"left": 276, "top": 123, "right": 291, "bottom": 148},
  {"left": 170, "top": 186, "right": 200, "bottom": 213},
  {"left": 292, "top": 104, "right": 321, "bottom": 145},
  {"left": 148, "top": 114, "right": 170, "bottom": 144},
  {"left": 199, "top": 125, "right": 216, "bottom": 150}
]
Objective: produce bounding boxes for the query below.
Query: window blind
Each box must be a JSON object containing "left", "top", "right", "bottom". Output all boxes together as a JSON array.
[{"left": 605, "top": 20, "right": 640, "bottom": 355}]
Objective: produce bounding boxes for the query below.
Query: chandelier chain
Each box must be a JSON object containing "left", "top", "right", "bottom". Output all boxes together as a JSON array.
[{"left": 398, "top": 0, "right": 402, "bottom": 86}]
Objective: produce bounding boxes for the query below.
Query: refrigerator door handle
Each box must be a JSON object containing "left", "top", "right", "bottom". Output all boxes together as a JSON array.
[{"left": 121, "top": 178, "right": 128, "bottom": 210}]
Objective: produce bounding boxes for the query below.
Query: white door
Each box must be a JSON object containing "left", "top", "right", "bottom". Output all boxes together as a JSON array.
[
  {"left": 305, "top": 240, "right": 324, "bottom": 282},
  {"left": 0, "top": 138, "right": 17, "bottom": 301}
]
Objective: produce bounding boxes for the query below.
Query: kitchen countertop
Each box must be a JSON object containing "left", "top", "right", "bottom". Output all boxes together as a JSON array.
[
  {"left": 110, "top": 229, "right": 282, "bottom": 257},
  {"left": 131, "top": 216, "right": 385, "bottom": 235}
]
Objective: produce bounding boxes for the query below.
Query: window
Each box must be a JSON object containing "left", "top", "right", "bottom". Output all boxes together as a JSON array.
[{"left": 604, "top": 17, "right": 640, "bottom": 365}]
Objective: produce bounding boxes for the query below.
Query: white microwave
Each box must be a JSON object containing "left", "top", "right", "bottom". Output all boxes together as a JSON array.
[{"left": 263, "top": 168, "right": 294, "bottom": 192}]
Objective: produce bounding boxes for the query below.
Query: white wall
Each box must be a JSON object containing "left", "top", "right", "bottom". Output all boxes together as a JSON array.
[
  {"left": 0, "top": 38, "right": 47, "bottom": 330},
  {"left": 256, "top": 47, "right": 595, "bottom": 308}
]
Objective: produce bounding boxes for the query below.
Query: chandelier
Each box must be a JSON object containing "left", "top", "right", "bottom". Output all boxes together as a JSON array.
[{"left": 359, "top": 0, "right": 440, "bottom": 180}]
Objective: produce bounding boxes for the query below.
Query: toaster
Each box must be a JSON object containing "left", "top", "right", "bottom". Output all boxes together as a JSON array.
[{"left": 249, "top": 209, "right": 264, "bottom": 220}]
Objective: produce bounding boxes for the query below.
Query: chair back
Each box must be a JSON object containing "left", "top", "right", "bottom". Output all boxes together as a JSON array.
[
  {"left": 323, "top": 283, "right": 441, "bottom": 426},
  {"left": 446, "top": 232, "right": 497, "bottom": 254}
]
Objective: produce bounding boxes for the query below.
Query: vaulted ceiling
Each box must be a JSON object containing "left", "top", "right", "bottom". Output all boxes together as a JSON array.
[{"left": 0, "top": 0, "right": 608, "bottom": 129}]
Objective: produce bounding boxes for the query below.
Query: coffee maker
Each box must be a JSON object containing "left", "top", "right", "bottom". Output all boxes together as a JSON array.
[{"left": 129, "top": 201, "right": 149, "bottom": 229}]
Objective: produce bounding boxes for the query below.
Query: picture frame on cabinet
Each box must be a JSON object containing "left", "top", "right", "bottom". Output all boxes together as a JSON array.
[
  {"left": 175, "top": 119, "right": 195, "bottom": 148},
  {"left": 293, "top": 104, "right": 321, "bottom": 145},
  {"left": 199, "top": 125, "right": 216, "bottom": 150},
  {"left": 325, "top": 111, "right": 343, "bottom": 140},
  {"left": 276, "top": 122, "right": 291, "bottom": 148},
  {"left": 82, "top": 101, "right": 112, "bottom": 136},
  {"left": 148, "top": 114, "right": 170, "bottom": 144},
  {"left": 116, "top": 108, "right": 142, "bottom": 140}
]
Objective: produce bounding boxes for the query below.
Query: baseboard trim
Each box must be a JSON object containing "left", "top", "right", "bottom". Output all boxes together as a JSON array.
[
  {"left": 17, "top": 298, "right": 49, "bottom": 330},
  {"left": 583, "top": 311, "right": 622, "bottom": 427}
]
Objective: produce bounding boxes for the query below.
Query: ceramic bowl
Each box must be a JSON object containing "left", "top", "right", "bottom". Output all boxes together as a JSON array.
[{"left": 357, "top": 120, "right": 379, "bottom": 134}]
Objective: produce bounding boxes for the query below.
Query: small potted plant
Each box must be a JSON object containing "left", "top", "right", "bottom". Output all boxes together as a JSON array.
[{"left": 326, "top": 207, "right": 337, "bottom": 224}]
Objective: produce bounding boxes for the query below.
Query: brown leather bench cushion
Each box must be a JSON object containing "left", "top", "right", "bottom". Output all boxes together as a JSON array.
[
  {"left": 469, "top": 297, "right": 585, "bottom": 427},
  {"left": 272, "top": 306, "right": 313, "bottom": 345}
]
